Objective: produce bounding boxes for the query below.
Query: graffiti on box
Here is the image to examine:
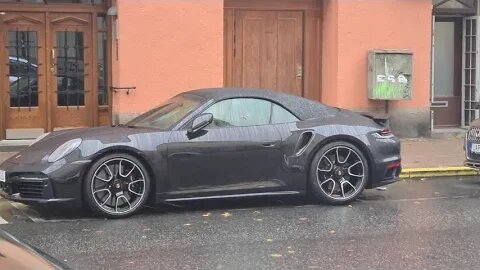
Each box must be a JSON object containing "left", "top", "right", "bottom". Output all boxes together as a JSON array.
[{"left": 369, "top": 52, "right": 412, "bottom": 100}]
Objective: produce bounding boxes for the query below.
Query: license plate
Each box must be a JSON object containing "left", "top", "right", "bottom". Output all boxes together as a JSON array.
[
  {"left": 0, "top": 170, "right": 5, "bottom": 183},
  {"left": 471, "top": 143, "right": 480, "bottom": 154}
]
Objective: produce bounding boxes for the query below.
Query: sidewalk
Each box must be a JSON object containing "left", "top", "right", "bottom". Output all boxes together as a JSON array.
[
  {"left": 399, "top": 136, "right": 476, "bottom": 178},
  {"left": 0, "top": 136, "right": 474, "bottom": 178}
]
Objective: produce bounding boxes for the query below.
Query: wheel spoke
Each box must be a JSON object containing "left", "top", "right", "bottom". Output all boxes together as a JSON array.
[
  {"left": 115, "top": 192, "right": 132, "bottom": 213},
  {"left": 348, "top": 161, "right": 364, "bottom": 178},
  {"left": 95, "top": 189, "right": 112, "bottom": 206},
  {"left": 95, "top": 164, "right": 113, "bottom": 182},
  {"left": 340, "top": 178, "right": 356, "bottom": 198},
  {"left": 128, "top": 179, "right": 145, "bottom": 196},
  {"left": 340, "top": 181, "right": 345, "bottom": 198},
  {"left": 338, "top": 148, "right": 351, "bottom": 164},
  {"left": 95, "top": 175, "right": 111, "bottom": 182},
  {"left": 343, "top": 179, "right": 357, "bottom": 191},
  {"left": 93, "top": 188, "right": 109, "bottom": 194},
  {"left": 318, "top": 156, "right": 334, "bottom": 172},
  {"left": 119, "top": 160, "right": 135, "bottom": 178},
  {"left": 320, "top": 178, "right": 335, "bottom": 196}
]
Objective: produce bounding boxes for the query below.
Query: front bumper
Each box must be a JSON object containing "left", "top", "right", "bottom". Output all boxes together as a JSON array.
[
  {"left": 0, "top": 175, "right": 77, "bottom": 205},
  {"left": 464, "top": 160, "right": 480, "bottom": 169},
  {"left": 0, "top": 160, "right": 90, "bottom": 206}
]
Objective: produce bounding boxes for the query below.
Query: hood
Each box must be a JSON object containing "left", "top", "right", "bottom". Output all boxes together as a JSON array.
[
  {"left": 3, "top": 126, "right": 156, "bottom": 166},
  {"left": 31, "top": 126, "right": 151, "bottom": 150}
]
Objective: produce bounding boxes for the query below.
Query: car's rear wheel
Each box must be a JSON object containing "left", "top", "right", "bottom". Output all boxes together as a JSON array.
[
  {"left": 83, "top": 153, "right": 151, "bottom": 218},
  {"left": 309, "top": 141, "right": 369, "bottom": 205}
]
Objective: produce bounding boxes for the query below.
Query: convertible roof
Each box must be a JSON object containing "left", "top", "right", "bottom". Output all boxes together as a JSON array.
[{"left": 181, "top": 87, "right": 336, "bottom": 120}]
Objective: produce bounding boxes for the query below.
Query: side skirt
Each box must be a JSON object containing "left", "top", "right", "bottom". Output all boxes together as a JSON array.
[{"left": 164, "top": 191, "right": 301, "bottom": 202}]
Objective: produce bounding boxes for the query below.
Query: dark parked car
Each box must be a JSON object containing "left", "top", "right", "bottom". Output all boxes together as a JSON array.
[
  {"left": 0, "top": 88, "right": 401, "bottom": 218},
  {"left": 465, "top": 120, "right": 480, "bottom": 168},
  {"left": 0, "top": 229, "right": 68, "bottom": 269}
]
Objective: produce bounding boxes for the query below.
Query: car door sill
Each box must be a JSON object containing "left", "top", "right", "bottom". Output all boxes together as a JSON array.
[{"left": 164, "top": 191, "right": 301, "bottom": 202}]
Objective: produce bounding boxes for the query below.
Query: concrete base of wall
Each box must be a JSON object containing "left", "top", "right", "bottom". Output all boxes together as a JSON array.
[
  {"left": 354, "top": 107, "right": 430, "bottom": 138},
  {"left": 388, "top": 107, "right": 430, "bottom": 138}
]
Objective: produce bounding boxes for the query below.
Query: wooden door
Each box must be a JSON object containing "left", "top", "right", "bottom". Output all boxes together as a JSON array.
[
  {"left": 0, "top": 13, "right": 48, "bottom": 138},
  {"left": 233, "top": 10, "right": 304, "bottom": 96},
  {"left": 49, "top": 13, "right": 94, "bottom": 130}
]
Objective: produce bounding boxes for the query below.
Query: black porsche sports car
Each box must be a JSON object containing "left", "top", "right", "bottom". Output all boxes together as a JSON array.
[{"left": 0, "top": 88, "right": 401, "bottom": 218}]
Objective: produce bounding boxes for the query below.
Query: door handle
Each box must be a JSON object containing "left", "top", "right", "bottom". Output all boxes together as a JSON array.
[
  {"left": 261, "top": 142, "right": 276, "bottom": 147},
  {"left": 50, "top": 49, "right": 56, "bottom": 72},
  {"left": 296, "top": 65, "right": 303, "bottom": 78}
]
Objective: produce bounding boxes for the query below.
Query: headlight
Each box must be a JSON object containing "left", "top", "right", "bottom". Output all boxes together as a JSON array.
[
  {"left": 30, "top": 132, "right": 50, "bottom": 146},
  {"left": 48, "top": 138, "right": 82, "bottom": 163}
]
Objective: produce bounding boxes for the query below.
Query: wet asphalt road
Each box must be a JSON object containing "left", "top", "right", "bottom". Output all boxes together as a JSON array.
[{"left": 2, "top": 177, "right": 480, "bottom": 270}]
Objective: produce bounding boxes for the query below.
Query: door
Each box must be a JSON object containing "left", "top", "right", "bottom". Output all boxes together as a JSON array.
[
  {"left": 432, "top": 18, "right": 462, "bottom": 127},
  {"left": 0, "top": 11, "right": 102, "bottom": 139},
  {"left": 463, "top": 16, "right": 480, "bottom": 127},
  {"left": 233, "top": 11, "right": 304, "bottom": 96},
  {"left": 1, "top": 13, "right": 47, "bottom": 139},
  {"left": 166, "top": 98, "right": 284, "bottom": 198},
  {"left": 50, "top": 13, "right": 94, "bottom": 130}
]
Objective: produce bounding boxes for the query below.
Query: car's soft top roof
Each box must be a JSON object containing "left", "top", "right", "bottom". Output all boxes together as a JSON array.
[{"left": 181, "top": 87, "right": 336, "bottom": 120}]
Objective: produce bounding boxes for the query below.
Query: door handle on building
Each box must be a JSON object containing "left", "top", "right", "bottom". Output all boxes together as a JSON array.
[
  {"left": 50, "top": 49, "right": 56, "bottom": 72},
  {"left": 296, "top": 65, "right": 303, "bottom": 78}
]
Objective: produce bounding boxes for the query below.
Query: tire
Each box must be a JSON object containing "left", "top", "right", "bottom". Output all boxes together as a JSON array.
[
  {"left": 309, "top": 141, "right": 369, "bottom": 205},
  {"left": 83, "top": 153, "right": 151, "bottom": 218}
]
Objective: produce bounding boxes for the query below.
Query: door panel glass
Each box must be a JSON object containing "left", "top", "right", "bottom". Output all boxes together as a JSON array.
[
  {"left": 204, "top": 98, "right": 272, "bottom": 127},
  {"left": 434, "top": 22, "right": 455, "bottom": 97},
  {"left": 56, "top": 31, "right": 85, "bottom": 106},
  {"left": 271, "top": 103, "right": 299, "bottom": 124},
  {"left": 8, "top": 31, "right": 39, "bottom": 108}
]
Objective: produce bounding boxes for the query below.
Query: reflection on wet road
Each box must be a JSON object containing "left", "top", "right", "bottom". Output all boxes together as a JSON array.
[{"left": 2, "top": 176, "right": 480, "bottom": 270}]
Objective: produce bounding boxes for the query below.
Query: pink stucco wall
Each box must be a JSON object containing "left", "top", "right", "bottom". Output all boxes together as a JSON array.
[
  {"left": 114, "top": 0, "right": 224, "bottom": 116},
  {"left": 322, "top": 0, "right": 432, "bottom": 110}
]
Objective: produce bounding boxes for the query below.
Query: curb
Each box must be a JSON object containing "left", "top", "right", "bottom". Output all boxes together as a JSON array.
[{"left": 400, "top": 166, "right": 479, "bottom": 179}]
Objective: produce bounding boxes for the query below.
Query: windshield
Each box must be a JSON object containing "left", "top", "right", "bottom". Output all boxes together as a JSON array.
[{"left": 126, "top": 95, "right": 204, "bottom": 130}]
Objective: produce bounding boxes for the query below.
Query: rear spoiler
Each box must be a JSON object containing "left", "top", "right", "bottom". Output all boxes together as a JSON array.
[{"left": 359, "top": 112, "right": 389, "bottom": 126}]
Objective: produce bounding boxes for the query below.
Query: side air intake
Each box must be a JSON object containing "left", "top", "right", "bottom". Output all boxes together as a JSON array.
[{"left": 294, "top": 131, "right": 314, "bottom": 156}]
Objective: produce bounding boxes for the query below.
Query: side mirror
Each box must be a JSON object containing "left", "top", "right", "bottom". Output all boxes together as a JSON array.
[{"left": 188, "top": 113, "right": 213, "bottom": 135}]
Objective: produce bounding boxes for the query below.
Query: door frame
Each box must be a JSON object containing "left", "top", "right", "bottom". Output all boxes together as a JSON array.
[
  {"left": 462, "top": 16, "right": 480, "bottom": 127},
  {"left": 0, "top": 2, "right": 112, "bottom": 140},
  {"left": 431, "top": 16, "right": 463, "bottom": 128},
  {"left": 224, "top": 0, "right": 322, "bottom": 101}
]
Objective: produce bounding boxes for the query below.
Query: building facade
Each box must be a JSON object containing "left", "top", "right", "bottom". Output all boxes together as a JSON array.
[{"left": 0, "top": 0, "right": 473, "bottom": 139}]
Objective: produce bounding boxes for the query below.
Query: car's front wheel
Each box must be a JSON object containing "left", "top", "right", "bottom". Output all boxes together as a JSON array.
[
  {"left": 309, "top": 141, "right": 369, "bottom": 205},
  {"left": 83, "top": 153, "right": 151, "bottom": 218}
]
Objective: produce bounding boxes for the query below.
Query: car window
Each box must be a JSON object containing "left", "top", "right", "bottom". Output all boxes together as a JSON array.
[
  {"left": 203, "top": 98, "right": 299, "bottom": 128},
  {"left": 204, "top": 98, "right": 272, "bottom": 127},
  {"left": 127, "top": 95, "right": 203, "bottom": 130},
  {"left": 271, "top": 103, "right": 299, "bottom": 124}
]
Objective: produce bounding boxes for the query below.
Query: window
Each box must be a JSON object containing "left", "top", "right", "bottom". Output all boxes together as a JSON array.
[
  {"left": 97, "top": 14, "right": 108, "bottom": 106},
  {"left": 127, "top": 95, "right": 203, "bottom": 130},
  {"left": 204, "top": 98, "right": 299, "bottom": 128},
  {"left": 271, "top": 103, "right": 299, "bottom": 124}
]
